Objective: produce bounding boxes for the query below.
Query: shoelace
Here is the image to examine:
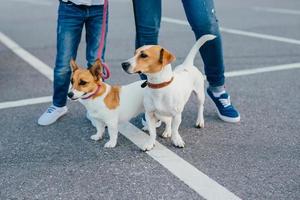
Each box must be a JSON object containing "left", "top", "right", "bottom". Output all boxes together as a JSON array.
[
  {"left": 219, "top": 96, "right": 231, "bottom": 108},
  {"left": 47, "top": 106, "right": 56, "bottom": 113}
]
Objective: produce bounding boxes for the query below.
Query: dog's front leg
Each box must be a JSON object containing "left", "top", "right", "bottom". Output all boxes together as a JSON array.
[
  {"left": 143, "top": 112, "right": 157, "bottom": 151},
  {"left": 171, "top": 114, "right": 185, "bottom": 148},
  {"left": 90, "top": 120, "right": 105, "bottom": 141},
  {"left": 159, "top": 116, "right": 172, "bottom": 138},
  {"left": 104, "top": 120, "right": 118, "bottom": 148}
]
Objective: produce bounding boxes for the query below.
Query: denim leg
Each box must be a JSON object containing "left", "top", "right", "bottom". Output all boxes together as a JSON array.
[
  {"left": 132, "top": 0, "right": 161, "bottom": 48},
  {"left": 132, "top": 0, "right": 161, "bottom": 80},
  {"left": 53, "top": 3, "right": 85, "bottom": 107},
  {"left": 85, "top": 5, "right": 107, "bottom": 67},
  {"left": 182, "top": 0, "right": 225, "bottom": 87}
]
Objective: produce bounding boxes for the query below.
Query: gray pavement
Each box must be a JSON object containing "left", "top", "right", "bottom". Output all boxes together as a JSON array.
[{"left": 0, "top": 0, "right": 300, "bottom": 199}]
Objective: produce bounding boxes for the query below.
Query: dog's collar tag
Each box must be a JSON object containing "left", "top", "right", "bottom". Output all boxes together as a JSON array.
[{"left": 141, "top": 81, "right": 148, "bottom": 88}]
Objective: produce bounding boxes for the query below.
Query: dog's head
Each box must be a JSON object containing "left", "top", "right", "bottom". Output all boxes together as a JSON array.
[
  {"left": 121, "top": 45, "right": 176, "bottom": 74},
  {"left": 68, "top": 59, "right": 105, "bottom": 100}
]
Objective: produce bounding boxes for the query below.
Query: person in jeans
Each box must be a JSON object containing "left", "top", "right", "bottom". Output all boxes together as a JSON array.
[
  {"left": 132, "top": 0, "right": 240, "bottom": 123},
  {"left": 38, "top": 0, "right": 108, "bottom": 125}
]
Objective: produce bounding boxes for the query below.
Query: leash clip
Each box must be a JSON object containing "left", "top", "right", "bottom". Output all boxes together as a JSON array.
[{"left": 141, "top": 81, "right": 148, "bottom": 88}]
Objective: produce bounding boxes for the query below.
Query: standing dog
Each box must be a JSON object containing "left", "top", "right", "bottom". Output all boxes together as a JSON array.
[
  {"left": 68, "top": 59, "right": 145, "bottom": 148},
  {"left": 122, "top": 34, "right": 216, "bottom": 151}
]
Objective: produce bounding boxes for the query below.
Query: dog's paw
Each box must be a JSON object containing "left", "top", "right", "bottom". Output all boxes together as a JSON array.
[
  {"left": 172, "top": 135, "right": 185, "bottom": 148},
  {"left": 142, "top": 125, "right": 148, "bottom": 132},
  {"left": 104, "top": 140, "right": 117, "bottom": 148},
  {"left": 195, "top": 122, "right": 204, "bottom": 129},
  {"left": 161, "top": 130, "right": 171, "bottom": 138},
  {"left": 90, "top": 134, "right": 102, "bottom": 141},
  {"left": 143, "top": 141, "right": 155, "bottom": 151}
]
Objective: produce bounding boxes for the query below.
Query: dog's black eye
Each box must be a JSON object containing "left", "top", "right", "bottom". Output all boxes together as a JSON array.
[
  {"left": 140, "top": 52, "right": 148, "bottom": 59},
  {"left": 79, "top": 80, "right": 87, "bottom": 86}
]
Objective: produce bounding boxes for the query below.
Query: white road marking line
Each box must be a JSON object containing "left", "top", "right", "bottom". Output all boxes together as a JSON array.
[
  {"left": 1, "top": 23, "right": 300, "bottom": 199},
  {"left": 0, "top": 32, "right": 53, "bottom": 81},
  {"left": 10, "top": 0, "right": 53, "bottom": 6},
  {"left": 0, "top": 96, "right": 52, "bottom": 110},
  {"left": 1, "top": 29, "right": 299, "bottom": 200},
  {"left": 162, "top": 17, "right": 300, "bottom": 45},
  {"left": 2, "top": 61, "right": 299, "bottom": 109},
  {"left": 0, "top": 31, "right": 242, "bottom": 199},
  {"left": 119, "top": 123, "right": 241, "bottom": 200},
  {"left": 253, "top": 7, "right": 300, "bottom": 15},
  {"left": 225, "top": 62, "right": 300, "bottom": 77}
]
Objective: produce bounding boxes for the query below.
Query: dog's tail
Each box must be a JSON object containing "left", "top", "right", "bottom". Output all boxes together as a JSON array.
[{"left": 182, "top": 34, "right": 216, "bottom": 67}]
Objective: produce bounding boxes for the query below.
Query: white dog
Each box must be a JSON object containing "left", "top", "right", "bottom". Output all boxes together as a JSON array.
[
  {"left": 122, "top": 34, "right": 216, "bottom": 151},
  {"left": 68, "top": 59, "right": 146, "bottom": 148}
]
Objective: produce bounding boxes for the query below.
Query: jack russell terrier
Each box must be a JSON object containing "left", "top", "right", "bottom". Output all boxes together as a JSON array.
[
  {"left": 122, "top": 34, "right": 216, "bottom": 151},
  {"left": 68, "top": 59, "right": 146, "bottom": 148},
  {"left": 68, "top": 59, "right": 166, "bottom": 148}
]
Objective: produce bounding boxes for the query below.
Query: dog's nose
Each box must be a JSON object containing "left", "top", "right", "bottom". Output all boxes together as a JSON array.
[
  {"left": 121, "top": 62, "right": 130, "bottom": 71},
  {"left": 67, "top": 92, "right": 74, "bottom": 98}
]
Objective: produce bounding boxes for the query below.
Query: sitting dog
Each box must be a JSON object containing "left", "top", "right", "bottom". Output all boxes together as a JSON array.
[
  {"left": 68, "top": 59, "right": 145, "bottom": 148},
  {"left": 122, "top": 34, "right": 216, "bottom": 151}
]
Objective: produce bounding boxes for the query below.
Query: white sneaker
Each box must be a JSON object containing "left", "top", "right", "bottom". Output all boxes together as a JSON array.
[{"left": 38, "top": 105, "right": 68, "bottom": 126}]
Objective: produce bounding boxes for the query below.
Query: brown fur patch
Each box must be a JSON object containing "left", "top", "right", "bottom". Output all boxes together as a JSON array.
[
  {"left": 70, "top": 60, "right": 106, "bottom": 98},
  {"left": 133, "top": 46, "right": 176, "bottom": 74},
  {"left": 72, "top": 69, "right": 98, "bottom": 94},
  {"left": 104, "top": 86, "right": 121, "bottom": 110}
]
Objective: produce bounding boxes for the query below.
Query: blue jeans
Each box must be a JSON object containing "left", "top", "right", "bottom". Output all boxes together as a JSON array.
[
  {"left": 53, "top": 1, "right": 107, "bottom": 107},
  {"left": 132, "top": 0, "right": 225, "bottom": 87}
]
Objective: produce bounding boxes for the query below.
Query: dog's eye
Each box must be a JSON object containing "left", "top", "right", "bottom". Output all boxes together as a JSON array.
[
  {"left": 140, "top": 53, "right": 148, "bottom": 59},
  {"left": 79, "top": 80, "right": 87, "bottom": 86}
]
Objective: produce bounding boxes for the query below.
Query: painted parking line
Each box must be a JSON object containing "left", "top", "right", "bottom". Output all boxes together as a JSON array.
[
  {"left": 162, "top": 17, "right": 300, "bottom": 46},
  {"left": 0, "top": 96, "right": 52, "bottom": 110},
  {"left": 1, "top": 61, "right": 299, "bottom": 109},
  {"left": 120, "top": 123, "right": 240, "bottom": 200},
  {"left": 0, "top": 32, "right": 53, "bottom": 81},
  {"left": 253, "top": 7, "right": 300, "bottom": 15},
  {"left": 1, "top": 21, "right": 300, "bottom": 197},
  {"left": 10, "top": 0, "right": 53, "bottom": 6},
  {"left": 0, "top": 31, "right": 242, "bottom": 200},
  {"left": 225, "top": 62, "right": 300, "bottom": 77}
]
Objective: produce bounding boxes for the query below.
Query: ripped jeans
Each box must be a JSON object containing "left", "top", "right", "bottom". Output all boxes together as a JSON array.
[
  {"left": 53, "top": 1, "right": 107, "bottom": 107},
  {"left": 133, "top": 0, "right": 225, "bottom": 88}
]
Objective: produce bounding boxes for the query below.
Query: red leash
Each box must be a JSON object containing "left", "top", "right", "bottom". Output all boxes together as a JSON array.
[{"left": 97, "top": 0, "right": 110, "bottom": 80}]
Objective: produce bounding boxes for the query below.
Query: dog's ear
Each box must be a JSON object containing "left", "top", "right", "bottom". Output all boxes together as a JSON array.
[
  {"left": 89, "top": 59, "right": 103, "bottom": 81},
  {"left": 159, "top": 48, "right": 176, "bottom": 66},
  {"left": 70, "top": 59, "right": 79, "bottom": 72}
]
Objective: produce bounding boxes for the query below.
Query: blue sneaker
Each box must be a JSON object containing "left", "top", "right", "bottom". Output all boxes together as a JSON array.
[{"left": 207, "top": 89, "right": 240, "bottom": 123}]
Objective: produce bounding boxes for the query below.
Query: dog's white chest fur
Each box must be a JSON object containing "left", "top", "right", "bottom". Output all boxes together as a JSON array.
[{"left": 145, "top": 64, "right": 199, "bottom": 116}]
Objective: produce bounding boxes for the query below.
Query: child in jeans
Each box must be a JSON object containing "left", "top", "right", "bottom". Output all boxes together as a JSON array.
[{"left": 38, "top": 0, "right": 108, "bottom": 125}]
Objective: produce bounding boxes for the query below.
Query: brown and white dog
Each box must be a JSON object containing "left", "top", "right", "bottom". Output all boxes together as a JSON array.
[
  {"left": 122, "top": 34, "right": 216, "bottom": 151},
  {"left": 68, "top": 59, "right": 146, "bottom": 148}
]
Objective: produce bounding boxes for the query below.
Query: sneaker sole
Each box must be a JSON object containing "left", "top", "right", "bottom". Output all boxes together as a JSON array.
[
  {"left": 206, "top": 90, "right": 240, "bottom": 123},
  {"left": 217, "top": 109, "right": 240, "bottom": 123}
]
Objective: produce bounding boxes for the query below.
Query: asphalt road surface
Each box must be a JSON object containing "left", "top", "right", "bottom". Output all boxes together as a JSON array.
[{"left": 0, "top": 0, "right": 300, "bottom": 199}]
